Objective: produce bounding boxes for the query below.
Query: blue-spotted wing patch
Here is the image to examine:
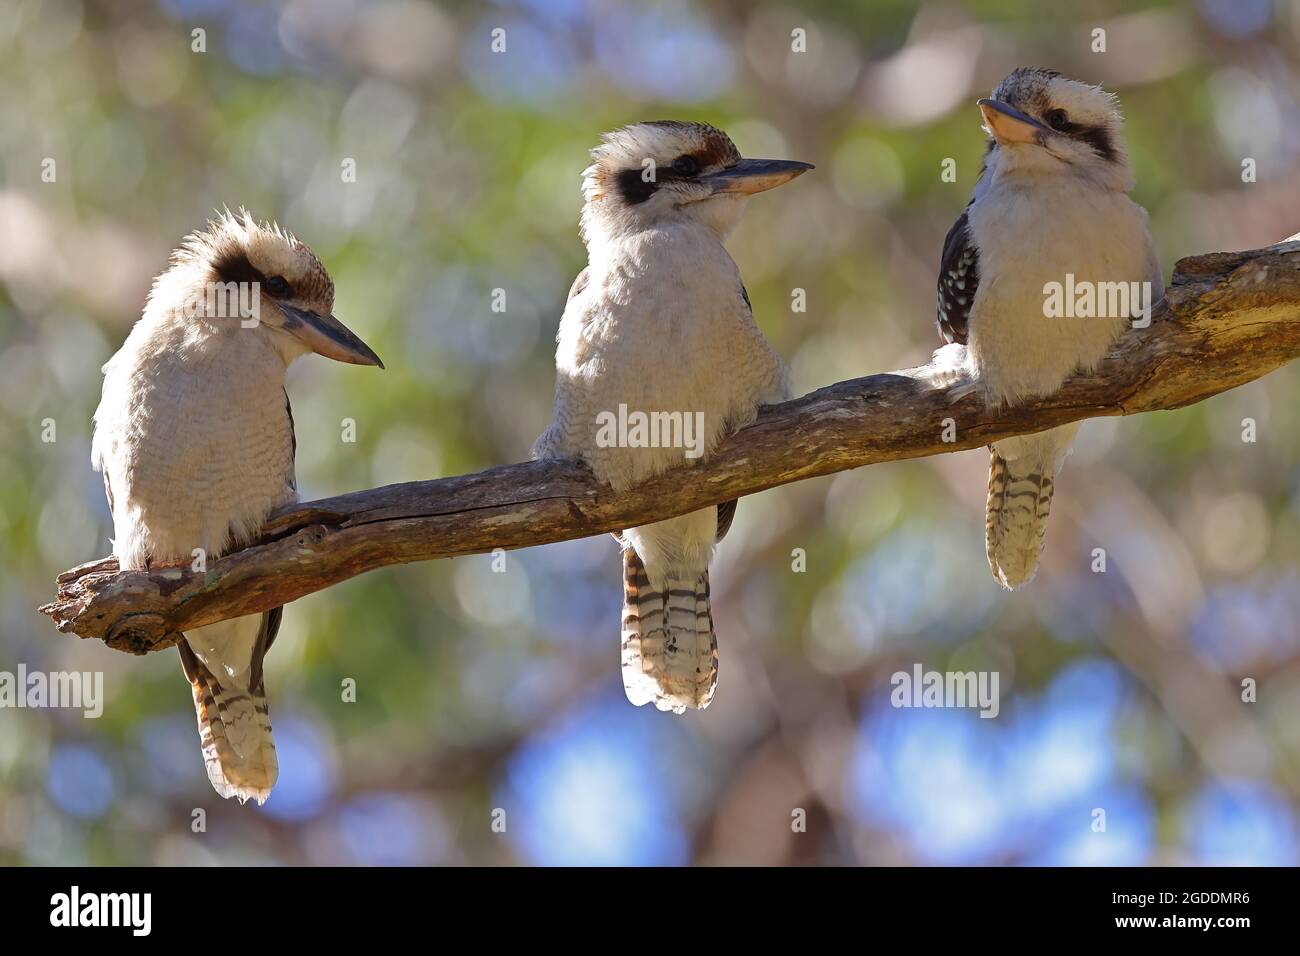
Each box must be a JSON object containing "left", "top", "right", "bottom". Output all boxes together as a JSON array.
[{"left": 936, "top": 209, "right": 978, "bottom": 346}]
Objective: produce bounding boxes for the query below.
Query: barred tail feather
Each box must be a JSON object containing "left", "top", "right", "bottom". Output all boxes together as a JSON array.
[
  {"left": 178, "top": 614, "right": 279, "bottom": 805},
  {"left": 985, "top": 447, "right": 1055, "bottom": 590},
  {"left": 621, "top": 548, "right": 718, "bottom": 715}
]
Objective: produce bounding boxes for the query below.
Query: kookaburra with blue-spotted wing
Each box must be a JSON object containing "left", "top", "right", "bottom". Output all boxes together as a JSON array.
[
  {"left": 535, "top": 121, "right": 811, "bottom": 713},
  {"left": 92, "top": 211, "right": 383, "bottom": 803},
  {"left": 937, "top": 69, "right": 1161, "bottom": 589}
]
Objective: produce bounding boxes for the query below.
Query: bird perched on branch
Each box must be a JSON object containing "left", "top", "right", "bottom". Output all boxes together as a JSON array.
[
  {"left": 936, "top": 69, "right": 1161, "bottom": 589},
  {"left": 91, "top": 210, "right": 383, "bottom": 803},
  {"left": 534, "top": 121, "right": 812, "bottom": 713}
]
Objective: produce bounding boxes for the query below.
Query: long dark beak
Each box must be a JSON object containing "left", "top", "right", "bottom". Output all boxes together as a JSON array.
[
  {"left": 977, "top": 98, "right": 1051, "bottom": 146},
  {"left": 278, "top": 304, "right": 384, "bottom": 368},
  {"left": 702, "top": 158, "right": 814, "bottom": 196}
]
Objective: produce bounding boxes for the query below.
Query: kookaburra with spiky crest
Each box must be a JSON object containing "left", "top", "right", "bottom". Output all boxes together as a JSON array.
[
  {"left": 92, "top": 211, "right": 382, "bottom": 803},
  {"left": 535, "top": 121, "right": 811, "bottom": 713},
  {"left": 936, "top": 69, "right": 1161, "bottom": 589}
]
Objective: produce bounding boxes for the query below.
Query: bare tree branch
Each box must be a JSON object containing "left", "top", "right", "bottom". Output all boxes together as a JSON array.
[{"left": 39, "top": 239, "right": 1300, "bottom": 653}]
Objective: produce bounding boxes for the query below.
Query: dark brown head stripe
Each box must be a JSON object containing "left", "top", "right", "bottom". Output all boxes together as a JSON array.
[
  {"left": 991, "top": 69, "right": 1118, "bottom": 164},
  {"left": 641, "top": 120, "right": 739, "bottom": 165},
  {"left": 210, "top": 236, "right": 333, "bottom": 304},
  {"left": 612, "top": 121, "right": 741, "bottom": 205},
  {"left": 211, "top": 243, "right": 267, "bottom": 289},
  {"left": 1073, "top": 124, "right": 1117, "bottom": 163}
]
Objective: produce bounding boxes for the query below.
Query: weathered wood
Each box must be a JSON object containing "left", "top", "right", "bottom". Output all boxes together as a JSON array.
[{"left": 39, "top": 239, "right": 1300, "bottom": 653}]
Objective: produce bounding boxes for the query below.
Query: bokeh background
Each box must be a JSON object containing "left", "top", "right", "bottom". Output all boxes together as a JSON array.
[{"left": 2, "top": 0, "right": 1300, "bottom": 866}]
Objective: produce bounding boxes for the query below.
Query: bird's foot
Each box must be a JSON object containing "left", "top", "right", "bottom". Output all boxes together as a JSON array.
[
  {"left": 945, "top": 379, "right": 981, "bottom": 405},
  {"left": 909, "top": 343, "right": 978, "bottom": 400}
]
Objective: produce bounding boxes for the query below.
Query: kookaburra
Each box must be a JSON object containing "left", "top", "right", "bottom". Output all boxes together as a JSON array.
[
  {"left": 937, "top": 69, "right": 1161, "bottom": 589},
  {"left": 534, "top": 121, "right": 811, "bottom": 713},
  {"left": 92, "top": 211, "right": 383, "bottom": 803}
]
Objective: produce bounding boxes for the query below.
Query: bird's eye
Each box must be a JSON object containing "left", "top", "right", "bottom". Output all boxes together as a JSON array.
[
  {"left": 1045, "top": 109, "right": 1070, "bottom": 131},
  {"left": 671, "top": 155, "right": 700, "bottom": 176},
  {"left": 264, "top": 275, "right": 290, "bottom": 297}
]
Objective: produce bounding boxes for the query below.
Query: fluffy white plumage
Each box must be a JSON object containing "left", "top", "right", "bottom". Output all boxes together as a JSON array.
[
  {"left": 536, "top": 121, "right": 806, "bottom": 712},
  {"left": 939, "top": 71, "right": 1161, "bottom": 589},
  {"left": 92, "top": 210, "right": 378, "bottom": 803},
  {"left": 93, "top": 292, "right": 297, "bottom": 571}
]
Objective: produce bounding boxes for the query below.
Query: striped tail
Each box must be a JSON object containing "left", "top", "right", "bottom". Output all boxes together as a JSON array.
[
  {"left": 985, "top": 446, "right": 1056, "bottom": 590},
  {"left": 620, "top": 548, "right": 718, "bottom": 715},
  {"left": 177, "top": 613, "right": 279, "bottom": 805}
]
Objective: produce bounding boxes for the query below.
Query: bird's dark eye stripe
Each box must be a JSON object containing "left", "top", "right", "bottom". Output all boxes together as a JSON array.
[
  {"left": 1045, "top": 108, "right": 1072, "bottom": 131},
  {"left": 615, "top": 167, "right": 659, "bottom": 205},
  {"left": 1038, "top": 107, "right": 1118, "bottom": 163},
  {"left": 670, "top": 154, "right": 701, "bottom": 176},
  {"left": 210, "top": 250, "right": 300, "bottom": 296},
  {"left": 1077, "top": 124, "right": 1118, "bottom": 162},
  {"left": 613, "top": 152, "right": 716, "bottom": 204}
]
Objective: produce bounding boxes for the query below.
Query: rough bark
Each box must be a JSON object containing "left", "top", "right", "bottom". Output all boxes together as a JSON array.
[{"left": 39, "top": 238, "right": 1300, "bottom": 654}]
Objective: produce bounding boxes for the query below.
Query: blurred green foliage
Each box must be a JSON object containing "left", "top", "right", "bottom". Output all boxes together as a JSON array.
[{"left": 1, "top": 0, "right": 1299, "bottom": 865}]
